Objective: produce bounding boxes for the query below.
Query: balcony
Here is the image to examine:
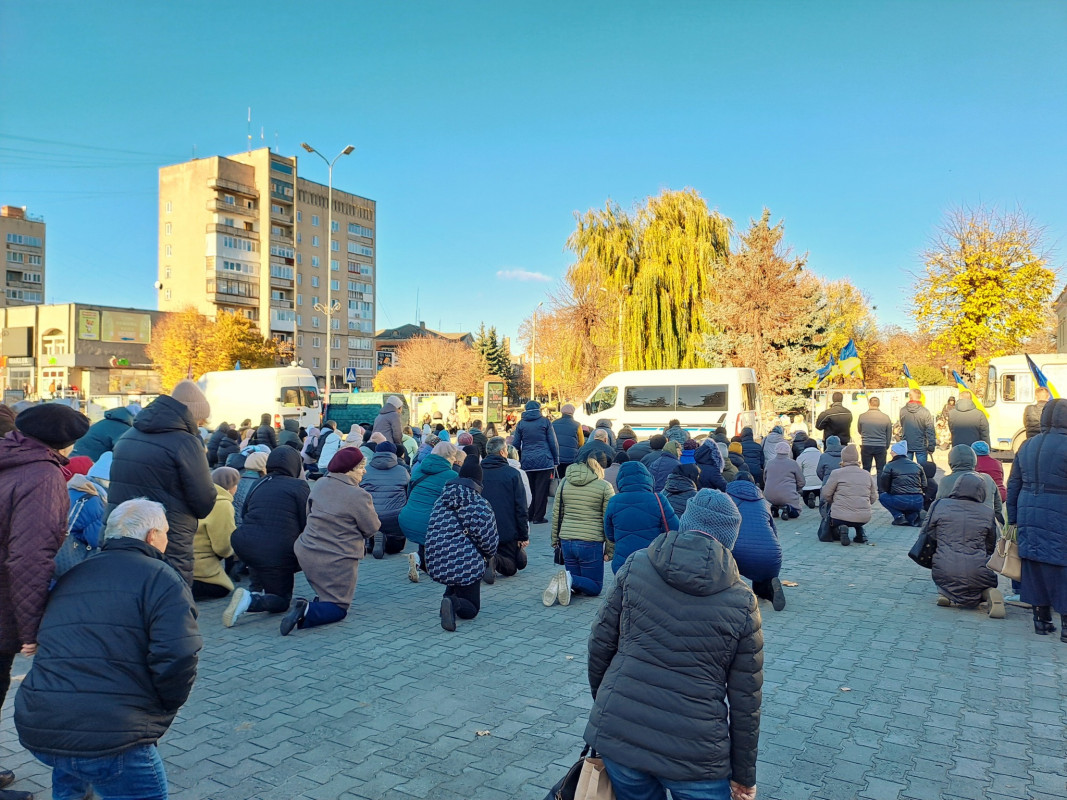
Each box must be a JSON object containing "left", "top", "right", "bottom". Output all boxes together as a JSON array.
[
  {"left": 207, "top": 223, "right": 257, "bottom": 238},
  {"left": 209, "top": 292, "right": 259, "bottom": 307},
  {"left": 270, "top": 208, "right": 293, "bottom": 224},
  {"left": 208, "top": 177, "right": 258, "bottom": 197},
  {"left": 270, "top": 232, "right": 293, "bottom": 246},
  {"left": 209, "top": 199, "right": 257, "bottom": 216},
  {"left": 270, "top": 275, "right": 294, "bottom": 289},
  {"left": 270, "top": 308, "right": 296, "bottom": 330},
  {"left": 270, "top": 299, "right": 294, "bottom": 309}
]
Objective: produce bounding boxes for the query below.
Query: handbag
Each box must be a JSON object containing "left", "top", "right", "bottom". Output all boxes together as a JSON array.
[
  {"left": 987, "top": 524, "right": 1022, "bottom": 581},
  {"left": 553, "top": 480, "right": 567, "bottom": 565},
  {"left": 549, "top": 475, "right": 560, "bottom": 497},
  {"left": 545, "top": 745, "right": 615, "bottom": 800},
  {"left": 907, "top": 501, "right": 938, "bottom": 569},
  {"left": 54, "top": 496, "right": 97, "bottom": 578}
]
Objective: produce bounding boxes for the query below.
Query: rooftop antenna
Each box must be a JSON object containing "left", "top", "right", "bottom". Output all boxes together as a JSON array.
[
  {"left": 260, "top": 126, "right": 265, "bottom": 145},
  {"left": 274, "top": 131, "right": 279, "bottom": 153},
  {"left": 247, "top": 107, "right": 252, "bottom": 153}
]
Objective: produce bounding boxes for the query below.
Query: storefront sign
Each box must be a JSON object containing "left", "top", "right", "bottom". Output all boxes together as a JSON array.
[
  {"left": 77, "top": 309, "right": 101, "bottom": 340},
  {"left": 101, "top": 311, "right": 152, "bottom": 344}
]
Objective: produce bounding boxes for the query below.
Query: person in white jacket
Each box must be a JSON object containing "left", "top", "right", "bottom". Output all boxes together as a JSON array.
[
  {"left": 316, "top": 421, "right": 344, "bottom": 474},
  {"left": 795, "top": 438, "right": 823, "bottom": 508},
  {"left": 507, "top": 445, "right": 533, "bottom": 506}
]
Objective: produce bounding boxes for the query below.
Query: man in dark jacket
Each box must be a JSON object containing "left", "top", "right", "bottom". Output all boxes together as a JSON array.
[
  {"left": 511, "top": 401, "right": 559, "bottom": 524},
  {"left": 470, "top": 419, "right": 489, "bottom": 458},
  {"left": 107, "top": 381, "right": 217, "bottom": 586},
  {"left": 594, "top": 419, "right": 616, "bottom": 448},
  {"left": 480, "top": 437, "right": 529, "bottom": 579},
  {"left": 278, "top": 418, "right": 302, "bottom": 449},
  {"left": 857, "top": 396, "right": 893, "bottom": 474},
  {"left": 1, "top": 403, "right": 89, "bottom": 800},
  {"left": 899, "top": 389, "right": 936, "bottom": 464},
  {"left": 205, "top": 421, "right": 230, "bottom": 467},
  {"left": 878, "top": 441, "right": 928, "bottom": 526},
  {"left": 551, "top": 404, "right": 584, "bottom": 477},
  {"left": 576, "top": 428, "right": 615, "bottom": 469},
  {"left": 15, "top": 498, "right": 201, "bottom": 800},
  {"left": 586, "top": 491, "right": 762, "bottom": 799},
  {"left": 738, "top": 427, "right": 765, "bottom": 486},
  {"left": 1024, "top": 387, "right": 1050, "bottom": 440},
  {"left": 946, "top": 391, "right": 989, "bottom": 448},
  {"left": 639, "top": 433, "right": 668, "bottom": 470},
  {"left": 815, "top": 392, "right": 853, "bottom": 445},
  {"left": 71, "top": 405, "right": 135, "bottom": 461},
  {"left": 250, "top": 412, "right": 278, "bottom": 449},
  {"left": 371, "top": 395, "right": 405, "bottom": 448}
]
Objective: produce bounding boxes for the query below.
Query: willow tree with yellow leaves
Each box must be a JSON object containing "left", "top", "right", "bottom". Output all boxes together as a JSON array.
[
  {"left": 910, "top": 206, "right": 1056, "bottom": 374},
  {"left": 566, "top": 189, "right": 731, "bottom": 371}
]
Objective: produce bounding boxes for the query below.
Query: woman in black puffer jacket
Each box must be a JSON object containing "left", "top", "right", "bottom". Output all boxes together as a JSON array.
[{"left": 224, "top": 447, "right": 309, "bottom": 625}]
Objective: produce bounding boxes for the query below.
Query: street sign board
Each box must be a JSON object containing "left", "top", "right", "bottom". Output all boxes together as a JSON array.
[{"left": 344, "top": 367, "right": 359, "bottom": 384}]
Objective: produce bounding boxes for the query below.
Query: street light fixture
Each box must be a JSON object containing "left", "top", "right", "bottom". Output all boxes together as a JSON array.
[
  {"left": 531, "top": 301, "right": 544, "bottom": 402},
  {"left": 299, "top": 142, "right": 355, "bottom": 407}
]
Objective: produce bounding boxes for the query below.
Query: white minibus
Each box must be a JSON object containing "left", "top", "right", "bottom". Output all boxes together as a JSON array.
[
  {"left": 983, "top": 353, "right": 1067, "bottom": 454},
  {"left": 574, "top": 369, "right": 762, "bottom": 440},
  {"left": 197, "top": 367, "right": 321, "bottom": 431}
]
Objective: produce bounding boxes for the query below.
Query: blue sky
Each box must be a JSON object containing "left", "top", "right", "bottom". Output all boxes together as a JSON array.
[{"left": 2, "top": 0, "right": 1064, "bottom": 346}]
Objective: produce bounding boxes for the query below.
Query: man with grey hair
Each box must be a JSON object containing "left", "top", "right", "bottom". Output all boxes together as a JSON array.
[
  {"left": 15, "top": 498, "right": 201, "bottom": 800},
  {"left": 480, "top": 436, "right": 530, "bottom": 579},
  {"left": 575, "top": 428, "right": 615, "bottom": 469}
]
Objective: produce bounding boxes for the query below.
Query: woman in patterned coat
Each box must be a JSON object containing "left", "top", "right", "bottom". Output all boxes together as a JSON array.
[{"left": 425, "top": 456, "right": 499, "bottom": 632}]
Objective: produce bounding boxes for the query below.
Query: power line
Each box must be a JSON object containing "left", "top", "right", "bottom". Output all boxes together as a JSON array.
[{"left": 0, "top": 133, "right": 179, "bottom": 159}]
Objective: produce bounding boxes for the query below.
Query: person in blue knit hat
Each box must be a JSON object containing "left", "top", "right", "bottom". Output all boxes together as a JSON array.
[{"left": 585, "top": 486, "right": 762, "bottom": 800}]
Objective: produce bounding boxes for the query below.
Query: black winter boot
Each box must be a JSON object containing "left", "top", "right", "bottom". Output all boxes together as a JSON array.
[
  {"left": 1033, "top": 606, "right": 1056, "bottom": 635},
  {"left": 1061, "top": 615, "right": 1067, "bottom": 643}
]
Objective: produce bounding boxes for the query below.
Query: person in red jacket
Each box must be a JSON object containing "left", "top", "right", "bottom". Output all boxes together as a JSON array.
[
  {"left": 972, "top": 441, "right": 1006, "bottom": 502},
  {"left": 0, "top": 403, "right": 90, "bottom": 800}
]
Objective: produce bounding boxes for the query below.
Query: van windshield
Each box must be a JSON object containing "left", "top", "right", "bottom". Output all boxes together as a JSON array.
[
  {"left": 281, "top": 386, "right": 320, "bottom": 407},
  {"left": 586, "top": 386, "right": 618, "bottom": 415}
]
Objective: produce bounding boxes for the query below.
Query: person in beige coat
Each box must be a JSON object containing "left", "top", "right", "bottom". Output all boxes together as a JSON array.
[
  {"left": 192, "top": 467, "right": 239, "bottom": 601},
  {"left": 283, "top": 447, "right": 380, "bottom": 635},
  {"left": 821, "top": 444, "right": 878, "bottom": 547}
]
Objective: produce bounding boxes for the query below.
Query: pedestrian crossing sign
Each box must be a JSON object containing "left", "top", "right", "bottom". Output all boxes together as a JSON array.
[{"left": 344, "top": 367, "right": 358, "bottom": 384}]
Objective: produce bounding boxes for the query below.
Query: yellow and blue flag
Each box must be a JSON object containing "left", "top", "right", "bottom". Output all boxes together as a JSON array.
[
  {"left": 838, "top": 339, "right": 863, "bottom": 380},
  {"left": 902, "top": 364, "right": 925, "bottom": 405},
  {"left": 952, "top": 370, "right": 989, "bottom": 418},
  {"left": 1025, "top": 354, "right": 1060, "bottom": 399},
  {"left": 808, "top": 355, "right": 836, "bottom": 389}
]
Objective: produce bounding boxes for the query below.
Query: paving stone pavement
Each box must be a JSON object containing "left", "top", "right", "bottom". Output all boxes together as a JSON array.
[{"left": 3, "top": 485, "right": 1067, "bottom": 799}]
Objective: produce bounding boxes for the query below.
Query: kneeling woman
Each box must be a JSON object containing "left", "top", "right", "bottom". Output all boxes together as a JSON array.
[
  {"left": 425, "top": 457, "right": 499, "bottom": 631},
  {"left": 282, "top": 447, "right": 381, "bottom": 635}
]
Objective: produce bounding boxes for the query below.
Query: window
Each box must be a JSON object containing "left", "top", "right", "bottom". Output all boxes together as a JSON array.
[
  {"left": 312, "top": 357, "right": 320, "bottom": 368},
  {"left": 6, "top": 252, "right": 23, "bottom": 263},
  {"left": 311, "top": 276, "right": 320, "bottom": 288},
  {"left": 221, "top": 259, "right": 255, "bottom": 275},
  {"left": 742, "top": 383, "right": 757, "bottom": 412},
  {"left": 297, "top": 211, "right": 302, "bottom": 222},
  {"left": 331, "top": 318, "right": 340, "bottom": 330},
  {"left": 331, "top": 220, "right": 339, "bottom": 232},
  {"left": 311, "top": 215, "right": 320, "bottom": 227},
  {"left": 311, "top": 256, "right": 319, "bottom": 268},
  {"left": 164, "top": 289, "right": 171, "bottom": 301},
  {"left": 332, "top": 336, "right": 340, "bottom": 350},
  {"left": 296, "top": 233, "right": 301, "bottom": 244},
  {"left": 165, "top": 223, "right": 172, "bottom": 235},
  {"left": 165, "top": 267, "right": 172, "bottom": 279},
  {"left": 331, "top": 239, "right": 339, "bottom": 251},
  {"left": 330, "top": 280, "right": 339, "bottom": 291},
  {"left": 270, "top": 264, "right": 294, "bottom": 280},
  {"left": 269, "top": 245, "right": 294, "bottom": 259},
  {"left": 312, "top": 336, "right": 321, "bottom": 348},
  {"left": 331, "top": 358, "right": 340, "bottom": 370},
  {"left": 1002, "top": 374, "right": 1033, "bottom": 404},
  {"left": 224, "top": 194, "right": 236, "bottom": 205},
  {"left": 223, "top": 217, "right": 236, "bottom": 227},
  {"left": 270, "top": 160, "right": 294, "bottom": 175},
  {"left": 165, "top": 201, "right": 172, "bottom": 213},
  {"left": 312, "top": 317, "right": 320, "bottom": 328},
  {"left": 297, "top": 334, "right": 304, "bottom": 347},
  {"left": 5, "top": 234, "right": 42, "bottom": 247},
  {"left": 22, "top": 272, "right": 41, "bottom": 283},
  {"left": 222, "top": 236, "right": 256, "bottom": 252},
  {"left": 625, "top": 385, "right": 675, "bottom": 411},
  {"left": 165, "top": 245, "right": 172, "bottom": 257},
  {"left": 296, "top": 254, "right": 302, "bottom": 265},
  {"left": 348, "top": 223, "right": 373, "bottom": 238},
  {"left": 311, "top": 235, "right": 320, "bottom": 247},
  {"left": 297, "top": 273, "right": 302, "bottom": 285},
  {"left": 297, "top": 294, "right": 302, "bottom": 306},
  {"left": 676, "top": 384, "right": 729, "bottom": 410},
  {"left": 311, "top": 295, "right": 320, "bottom": 306},
  {"left": 331, "top": 259, "right": 339, "bottom": 271}
]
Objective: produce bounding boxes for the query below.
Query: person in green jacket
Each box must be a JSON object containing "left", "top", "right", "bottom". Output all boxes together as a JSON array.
[{"left": 546, "top": 457, "right": 615, "bottom": 606}]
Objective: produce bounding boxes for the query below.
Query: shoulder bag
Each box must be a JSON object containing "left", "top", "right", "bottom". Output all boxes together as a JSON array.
[
  {"left": 553, "top": 479, "right": 567, "bottom": 565},
  {"left": 54, "top": 495, "right": 97, "bottom": 578},
  {"left": 545, "top": 745, "right": 615, "bottom": 800},
  {"left": 652, "top": 492, "right": 670, "bottom": 533},
  {"left": 908, "top": 500, "right": 938, "bottom": 569},
  {"left": 987, "top": 523, "right": 1022, "bottom": 581}
]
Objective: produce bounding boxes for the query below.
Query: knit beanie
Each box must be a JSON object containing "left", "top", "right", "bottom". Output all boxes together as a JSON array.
[
  {"left": 328, "top": 446, "right": 364, "bottom": 474},
  {"left": 729, "top": 442, "right": 743, "bottom": 455},
  {"left": 682, "top": 439, "right": 699, "bottom": 451},
  {"left": 622, "top": 439, "right": 636, "bottom": 451},
  {"left": 678, "top": 489, "right": 742, "bottom": 550},
  {"left": 386, "top": 395, "right": 403, "bottom": 409},
  {"left": 775, "top": 441, "right": 792, "bottom": 456},
  {"left": 369, "top": 431, "right": 387, "bottom": 444},
  {"left": 561, "top": 403, "right": 575, "bottom": 415},
  {"left": 663, "top": 440, "right": 680, "bottom": 458},
  {"left": 62, "top": 456, "right": 94, "bottom": 480},
  {"left": 649, "top": 434, "right": 667, "bottom": 451},
  {"left": 772, "top": 425, "right": 784, "bottom": 434},
  {"left": 891, "top": 441, "right": 909, "bottom": 457},
  {"left": 613, "top": 451, "right": 629, "bottom": 464},
  {"left": 459, "top": 453, "right": 483, "bottom": 484},
  {"left": 733, "top": 471, "right": 754, "bottom": 483},
  {"left": 244, "top": 452, "right": 269, "bottom": 473},
  {"left": 841, "top": 444, "right": 860, "bottom": 466},
  {"left": 211, "top": 466, "right": 241, "bottom": 491},
  {"left": 458, "top": 432, "right": 474, "bottom": 445},
  {"left": 375, "top": 441, "right": 397, "bottom": 454},
  {"left": 87, "top": 451, "right": 113, "bottom": 481},
  {"left": 170, "top": 380, "right": 211, "bottom": 422},
  {"left": 15, "top": 403, "right": 90, "bottom": 450},
  {"left": 225, "top": 452, "right": 247, "bottom": 470},
  {"left": 972, "top": 441, "right": 990, "bottom": 456}
]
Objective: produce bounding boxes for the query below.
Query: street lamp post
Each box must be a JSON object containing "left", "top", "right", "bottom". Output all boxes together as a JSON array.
[
  {"left": 300, "top": 142, "right": 354, "bottom": 408},
  {"left": 531, "top": 300, "right": 543, "bottom": 402}
]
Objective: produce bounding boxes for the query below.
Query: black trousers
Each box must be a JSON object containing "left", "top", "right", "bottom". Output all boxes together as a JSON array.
[
  {"left": 1, "top": 651, "right": 14, "bottom": 708},
  {"left": 495, "top": 541, "right": 528, "bottom": 577},
  {"left": 861, "top": 446, "right": 887, "bottom": 475},
  {"left": 556, "top": 462, "right": 572, "bottom": 479},
  {"left": 247, "top": 564, "right": 297, "bottom": 613},
  {"left": 527, "top": 469, "right": 553, "bottom": 522},
  {"left": 752, "top": 580, "right": 775, "bottom": 600},
  {"left": 192, "top": 581, "right": 231, "bottom": 601},
  {"left": 444, "top": 581, "right": 481, "bottom": 619}
]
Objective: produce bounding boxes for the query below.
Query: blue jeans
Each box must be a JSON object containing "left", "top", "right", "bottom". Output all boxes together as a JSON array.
[
  {"left": 602, "top": 757, "right": 731, "bottom": 800},
  {"left": 879, "top": 492, "right": 924, "bottom": 523},
  {"left": 908, "top": 450, "right": 928, "bottom": 465},
  {"left": 33, "top": 744, "right": 168, "bottom": 800},
  {"left": 561, "top": 539, "right": 605, "bottom": 596}
]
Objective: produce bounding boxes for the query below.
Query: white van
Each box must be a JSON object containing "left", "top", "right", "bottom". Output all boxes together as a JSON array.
[
  {"left": 983, "top": 353, "right": 1067, "bottom": 453},
  {"left": 574, "top": 369, "right": 762, "bottom": 440},
  {"left": 197, "top": 367, "right": 321, "bottom": 431}
]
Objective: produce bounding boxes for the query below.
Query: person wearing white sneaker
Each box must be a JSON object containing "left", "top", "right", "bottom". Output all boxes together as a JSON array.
[{"left": 550, "top": 458, "right": 615, "bottom": 601}]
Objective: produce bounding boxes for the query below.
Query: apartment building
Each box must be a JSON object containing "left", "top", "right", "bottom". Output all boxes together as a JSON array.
[
  {"left": 1, "top": 205, "right": 46, "bottom": 308},
  {"left": 158, "top": 148, "right": 376, "bottom": 390}
]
